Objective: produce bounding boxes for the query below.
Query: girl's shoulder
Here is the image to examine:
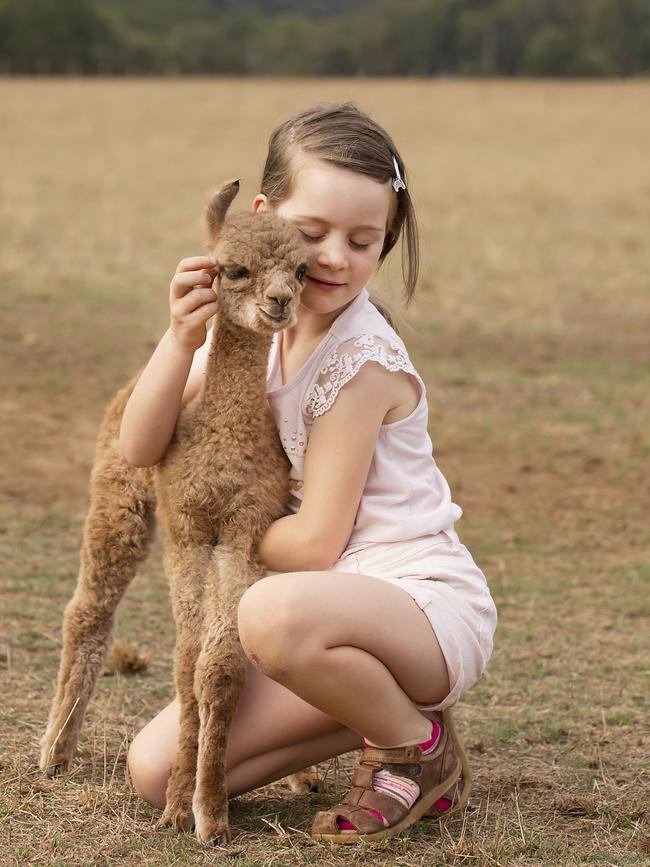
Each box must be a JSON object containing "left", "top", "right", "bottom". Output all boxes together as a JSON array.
[
  {"left": 305, "top": 292, "right": 422, "bottom": 420},
  {"left": 330, "top": 288, "right": 401, "bottom": 344}
]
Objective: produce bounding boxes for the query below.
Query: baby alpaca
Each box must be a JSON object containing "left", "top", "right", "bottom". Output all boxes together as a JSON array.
[{"left": 39, "top": 180, "right": 310, "bottom": 845}]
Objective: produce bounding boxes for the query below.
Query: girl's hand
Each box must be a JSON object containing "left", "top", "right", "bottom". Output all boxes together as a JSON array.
[{"left": 169, "top": 256, "right": 219, "bottom": 352}]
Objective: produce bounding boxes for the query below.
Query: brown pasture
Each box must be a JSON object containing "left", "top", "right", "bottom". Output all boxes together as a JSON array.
[{"left": 1, "top": 78, "right": 649, "bottom": 865}]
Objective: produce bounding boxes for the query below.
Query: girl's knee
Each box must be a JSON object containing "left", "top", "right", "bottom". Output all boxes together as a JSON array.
[
  {"left": 238, "top": 574, "right": 307, "bottom": 640},
  {"left": 127, "top": 732, "right": 170, "bottom": 809},
  {"left": 237, "top": 574, "right": 316, "bottom": 677}
]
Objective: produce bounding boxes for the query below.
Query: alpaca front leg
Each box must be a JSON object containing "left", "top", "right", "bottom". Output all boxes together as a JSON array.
[
  {"left": 192, "top": 546, "right": 261, "bottom": 845},
  {"left": 192, "top": 624, "right": 247, "bottom": 845},
  {"left": 157, "top": 544, "right": 209, "bottom": 833},
  {"left": 157, "top": 632, "right": 203, "bottom": 834}
]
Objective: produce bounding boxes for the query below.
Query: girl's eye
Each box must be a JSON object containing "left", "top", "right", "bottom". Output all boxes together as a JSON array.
[{"left": 300, "top": 229, "right": 371, "bottom": 250}]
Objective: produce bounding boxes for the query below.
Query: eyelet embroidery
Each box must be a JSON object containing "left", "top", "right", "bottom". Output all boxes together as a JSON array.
[{"left": 304, "top": 333, "right": 418, "bottom": 419}]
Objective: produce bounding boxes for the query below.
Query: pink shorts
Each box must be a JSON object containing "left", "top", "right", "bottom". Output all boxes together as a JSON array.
[{"left": 329, "top": 528, "right": 498, "bottom": 711}]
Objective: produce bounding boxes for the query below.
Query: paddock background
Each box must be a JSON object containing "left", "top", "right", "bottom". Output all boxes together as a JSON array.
[{"left": 1, "top": 78, "right": 649, "bottom": 865}]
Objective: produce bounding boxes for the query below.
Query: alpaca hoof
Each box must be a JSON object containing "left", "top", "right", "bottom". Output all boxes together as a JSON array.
[
  {"left": 193, "top": 794, "right": 231, "bottom": 846},
  {"left": 44, "top": 762, "right": 66, "bottom": 779},
  {"left": 286, "top": 768, "right": 320, "bottom": 793},
  {"left": 39, "top": 738, "right": 72, "bottom": 777},
  {"left": 157, "top": 803, "right": 195, "bottom": 833},
  {"left": 195, "top": 815, "right": 231, "bottom": 847}
]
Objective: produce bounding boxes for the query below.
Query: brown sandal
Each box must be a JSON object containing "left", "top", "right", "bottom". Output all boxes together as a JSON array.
[
  {"left": 310, "top": 708, "right": 472, "bottom": 844},
  {"left": 423, "top": 709, "right": 472, "bottom": 820}
]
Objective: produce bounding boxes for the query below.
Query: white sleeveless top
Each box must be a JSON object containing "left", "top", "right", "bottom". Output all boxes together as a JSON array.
[{"left": 264, "top": 287, "right": 462, "bottom": 557}]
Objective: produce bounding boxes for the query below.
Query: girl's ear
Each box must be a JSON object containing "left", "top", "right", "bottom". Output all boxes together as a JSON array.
[{"left": 252, "top": 193, "right": 269, "bottom": 214}]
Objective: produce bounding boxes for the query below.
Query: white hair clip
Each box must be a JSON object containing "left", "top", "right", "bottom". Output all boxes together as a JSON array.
[{"left": 392, "top": 156, "right": 406, "bottom": 192}]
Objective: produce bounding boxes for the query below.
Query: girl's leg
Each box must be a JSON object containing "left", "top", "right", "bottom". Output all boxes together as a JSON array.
[
  {"left": 127, "top": 659, "right": 363, "bottom": 809},
  {"left": 238, "top": 570, "right": 461, "bottom": 839},
  {"left": 128, "top": 569, "right": 452, "bottom": 810},
  {"left": 237, "top": 570, "right": 451, "bottom": 747}
]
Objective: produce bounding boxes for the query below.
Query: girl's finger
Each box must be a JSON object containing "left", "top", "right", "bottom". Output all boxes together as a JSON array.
[
  {"left": 172, "top": 288, "right": 218, "bottom": 318},
  {"left": 176, "top": 255, "right": 217, "bottom": 273},
  {"left": 183, "top": 301, "right": 219, "bottom": 327},
  {"left": 170, "top": 269, "right": 215, "bottom": 298}
]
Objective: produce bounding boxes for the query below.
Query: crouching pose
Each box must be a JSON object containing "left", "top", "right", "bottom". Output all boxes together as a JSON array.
[{"left": 125, "top": 102, "right": 498, "bottom": 843}]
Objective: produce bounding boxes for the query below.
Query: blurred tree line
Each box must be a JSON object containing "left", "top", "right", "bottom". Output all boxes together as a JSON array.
[{"left": 1, "top": 0, "right": 649, "bottom": 76}]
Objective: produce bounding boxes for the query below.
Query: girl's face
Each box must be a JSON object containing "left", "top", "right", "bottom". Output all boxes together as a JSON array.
[{"left": 253, "top": 155, "right": 393, "bottom": 321}]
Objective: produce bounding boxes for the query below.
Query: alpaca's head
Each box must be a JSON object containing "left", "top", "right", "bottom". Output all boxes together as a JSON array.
[{"left": 204, "top": 180, "right": 309, "bottom": 334}]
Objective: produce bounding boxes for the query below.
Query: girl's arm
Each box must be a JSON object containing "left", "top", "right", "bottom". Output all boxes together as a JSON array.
[
  {"left": 257, "top": 513, "right": 332, "bottom": 572},
  {"left": 258, "top": 361, "right": 399, "bottom": 571},
  {"left": 119, "top": 256, "right": 217, "bottom": 467}
]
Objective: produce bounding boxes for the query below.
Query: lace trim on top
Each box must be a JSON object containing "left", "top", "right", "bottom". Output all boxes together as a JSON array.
[{"left": 304, "top": 333, "right": 418, "bottom": 419}]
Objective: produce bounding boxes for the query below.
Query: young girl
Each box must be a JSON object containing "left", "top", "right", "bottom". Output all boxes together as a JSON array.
[{"left": 122, "top": 102, "right": 498, "bottom": 843}]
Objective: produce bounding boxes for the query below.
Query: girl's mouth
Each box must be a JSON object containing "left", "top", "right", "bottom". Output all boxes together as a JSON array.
[{"left": 307, "top": 275, "right": 345, "bottom": 289}]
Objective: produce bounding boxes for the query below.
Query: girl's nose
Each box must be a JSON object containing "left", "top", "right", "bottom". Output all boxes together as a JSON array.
[{"left": 316, "top": 237, "right": 347, "bottom": 271}]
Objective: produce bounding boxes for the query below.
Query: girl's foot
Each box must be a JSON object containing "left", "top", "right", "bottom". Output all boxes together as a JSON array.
[{"left": 310, "top": 709, "right": 472, "bottom": 844}]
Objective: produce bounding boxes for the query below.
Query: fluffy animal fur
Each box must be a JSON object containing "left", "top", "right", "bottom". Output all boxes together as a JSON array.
[{"left": 39, "top": 180, "right": 312, "bottom": 844}]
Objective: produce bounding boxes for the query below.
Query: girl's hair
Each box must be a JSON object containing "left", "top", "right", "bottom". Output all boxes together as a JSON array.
[{"left": 259, "top": 102, "right": 419, "bottom": 322}]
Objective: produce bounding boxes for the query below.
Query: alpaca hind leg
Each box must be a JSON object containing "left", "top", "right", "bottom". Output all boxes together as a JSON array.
[
  {"left": 192, "top": 545, "right": 263, "bottom": 845},
  {"left": 285, "top": 767, "right": 320, "bottom": 792},
  {"left": 40, "top": 484, "right": 155, "bottom": 776}
]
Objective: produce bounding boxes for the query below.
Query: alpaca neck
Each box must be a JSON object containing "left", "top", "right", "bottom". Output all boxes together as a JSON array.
[{"left": 197, "top": 315, "right": 272, "bottom": 414}]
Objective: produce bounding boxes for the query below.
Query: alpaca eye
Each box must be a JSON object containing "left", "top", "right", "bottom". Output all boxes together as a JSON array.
[
  {"left": 296, "top": 264, "right": 307, "bottom": 282},
  {"left": 225, "top": 267, "right": 249, "bottom": 280}
]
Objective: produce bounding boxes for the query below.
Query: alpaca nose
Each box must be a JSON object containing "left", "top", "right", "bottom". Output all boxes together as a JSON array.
[{"left": 265, "top": 293, "right": 292, "bottom": 314}]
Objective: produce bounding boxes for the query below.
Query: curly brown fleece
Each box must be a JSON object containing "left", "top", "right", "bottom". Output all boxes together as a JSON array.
[{"left": 39, "top": 180, "right": 310, "bottom": 845}]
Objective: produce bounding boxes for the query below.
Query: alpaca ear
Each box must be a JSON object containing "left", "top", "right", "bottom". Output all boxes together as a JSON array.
[{"left": 205, "top": 179, "right": 241, "bottom": 246}]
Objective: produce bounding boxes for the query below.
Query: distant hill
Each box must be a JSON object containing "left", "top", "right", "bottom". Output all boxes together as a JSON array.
[
  {"left": 1, "top": 0, "right": 649, "bottom": 76},
  {"left": 202, "top": 0, "right": 372, "bottom": 17}
]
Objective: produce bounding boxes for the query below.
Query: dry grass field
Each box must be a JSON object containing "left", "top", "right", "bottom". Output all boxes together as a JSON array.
[{"left": 1, "top": 78, "right": 649, "bottom": 866}]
